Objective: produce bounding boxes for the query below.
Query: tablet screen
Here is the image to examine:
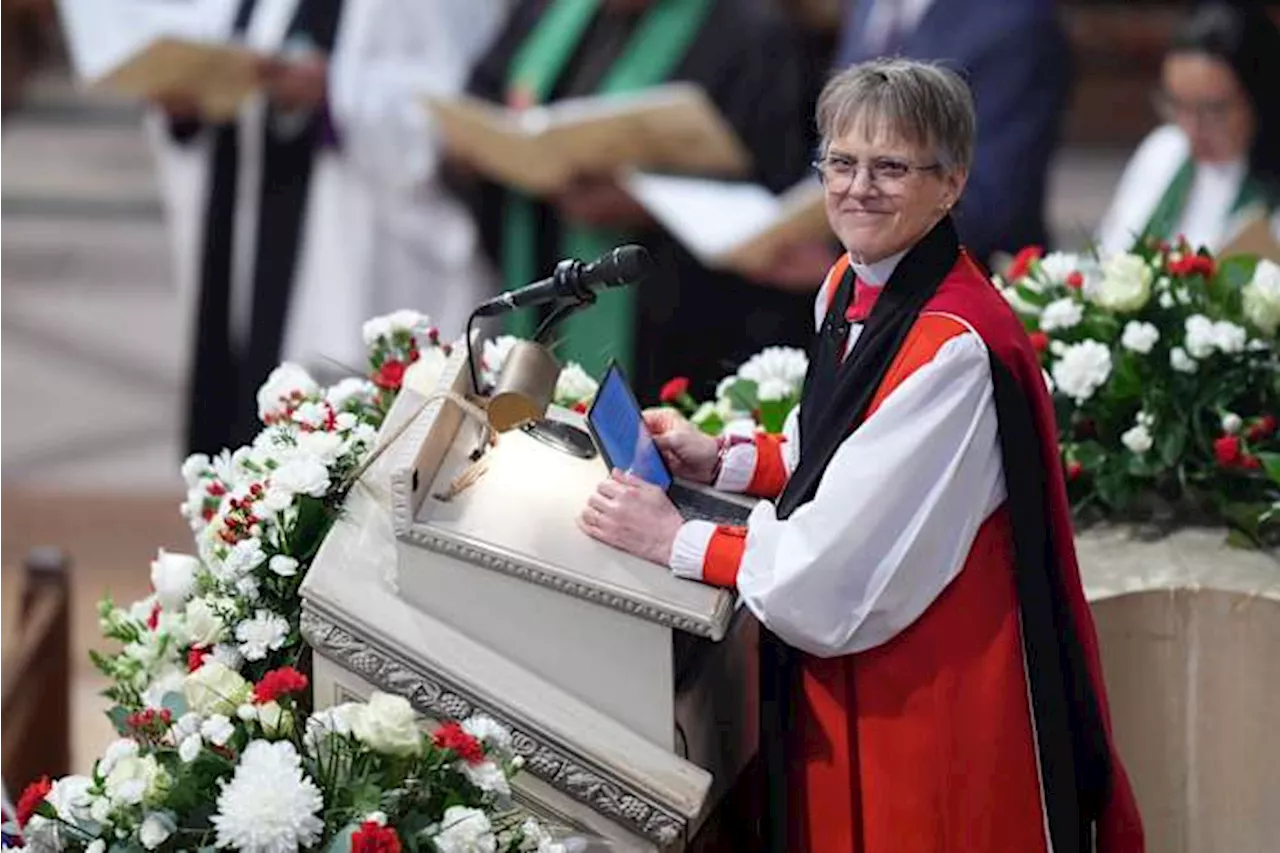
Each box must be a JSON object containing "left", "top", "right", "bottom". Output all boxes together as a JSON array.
[{"left": 587, "top": 364, "right": 673, "bottom": 490}]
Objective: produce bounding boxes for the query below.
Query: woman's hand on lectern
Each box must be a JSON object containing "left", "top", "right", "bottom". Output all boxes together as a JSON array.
[
  {"left": 643, "top": 409, "right": 721, "bottom": 485},
  {"left": 579, "top": 470, "right": 684, "bottom": 565}
]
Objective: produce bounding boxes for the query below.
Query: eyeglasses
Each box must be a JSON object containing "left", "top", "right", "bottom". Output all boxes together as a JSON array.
[
  {"left": 812, "top": 154, "right": 942, "bottom": 191},
  {"left": 1151, "top": 90, "right": 1240, "bottom": 126}
]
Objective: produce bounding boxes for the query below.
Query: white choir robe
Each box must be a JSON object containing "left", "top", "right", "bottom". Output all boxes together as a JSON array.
[
  {"left": 146, "top": 0, "right": 505, "bottom": 377},
  {"left": 669, "top": 254, "right": 1006, "bottom": 657},
  {"left": 1096, "top": 122, "right": 1280, "bottom": 257}
]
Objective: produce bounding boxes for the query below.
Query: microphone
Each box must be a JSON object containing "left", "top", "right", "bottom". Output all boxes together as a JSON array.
[{"left": 472, "top": 245, "right": 653, "bottom": 318}]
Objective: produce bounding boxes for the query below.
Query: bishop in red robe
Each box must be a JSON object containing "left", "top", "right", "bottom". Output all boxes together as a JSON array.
[{"left": 579, "top": 57, "right": 1145, "bottom": 853}]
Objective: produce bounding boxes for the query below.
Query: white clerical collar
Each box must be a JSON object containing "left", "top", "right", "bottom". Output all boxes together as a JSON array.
[{"left": 849, "top": 247, "right": 909, "bottom": 287}]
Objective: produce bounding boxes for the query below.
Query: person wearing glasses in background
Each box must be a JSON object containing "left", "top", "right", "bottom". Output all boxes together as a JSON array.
[
  {"left": 580, "top": 59, "right": 1144, "bottom": 853},
  {"left": 1097, "top": 1, "right": 1280, "bottom": 257}
]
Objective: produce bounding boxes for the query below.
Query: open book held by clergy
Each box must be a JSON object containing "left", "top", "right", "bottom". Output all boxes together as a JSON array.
[
  {"left": 426, "top": 82, "right": 753, "bottom": 195},
  {"left": 622, "top": 171, "right": 831, "bottom": 274},
  {"left": 54, "top": 0, "right": 260, "bottom": 120}
]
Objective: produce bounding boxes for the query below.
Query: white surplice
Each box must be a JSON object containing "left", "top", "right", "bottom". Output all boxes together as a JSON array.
[
  {"left": 669, "top": 253, "right": 1006, "bottom": 658},
  {"left": 146, "top": 0, "right": 505, "bottom": 376},
  {"left": 1096, "top": 123, "right": 1280, "bottom": 256}
]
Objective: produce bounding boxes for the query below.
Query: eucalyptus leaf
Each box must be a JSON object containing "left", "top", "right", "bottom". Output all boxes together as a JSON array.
[
  {"left": 324, "top": 823, "right": 358, "bottom": 853},
  {"left": 107, "top": 705, "right": 132, "bottom": 736},
  {"left": 161, "top": 691, "right": 189, "bottom": 719}
]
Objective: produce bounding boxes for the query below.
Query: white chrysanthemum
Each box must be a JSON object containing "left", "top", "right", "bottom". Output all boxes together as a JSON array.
[
  {"left": 1090, "top": 253, "right": 1152, "bottom": 312},
  {"left": 385, "top": 309, "right": 432, "bottom": 336},
  {"left": 1050, "top": 340, "right": 1112, "bottom": 404},
  {"left": 1184, "top": 315, "right": 1217, "bottom": 358},
  {"left": 462, "top": 760, "right": 511, "bottom": 797},
  {"left": 1170, "top": 346, "right": 1198, "bottom": 374},
  {"left": 1120, "top": 321, "right": 1160, "bottom": 354},
  {"left": 463, "top": 714, "right": 514, "bottom": 755},
  {"left": 235, "top": 610, "right": 290, "bottom": 662},
  {"left": 1039, "top": 298, "right": 1083, "bottom": 332},
  {"left": 212, "top": 740, "right": 324, "bottom": 853},
  {"left": 481, "top": 336, "right": 520, "bottom": 385},
  {"left": 1121, "top": 424, "right": 1153, "bottom": 454},
  {"left": 257, "top": 363, "right": 319, "bottom": 422},
  {"left": 1242, "top": 258, "right": 1280, "bottom": 336},
  {"left": 433, "top": 806, "right": 497, "bottom": 853},
  {"left": 554, "top": 362, "right": 598, "bottom": 405},
  {"left": 737, "top": 346, "right": 808, "bottom": 392}
]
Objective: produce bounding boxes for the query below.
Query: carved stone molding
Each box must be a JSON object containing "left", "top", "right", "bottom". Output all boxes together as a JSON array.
[
  {"left": 398, "top": 524, "right": 729, "bottom": 641},
  {"left": 300, "top": 607, "right": 687, "bottom": 846}
]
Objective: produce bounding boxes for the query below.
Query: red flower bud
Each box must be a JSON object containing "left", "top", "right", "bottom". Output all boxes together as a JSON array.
[
  {"left": 1007, "top": 245, "right": 1043, "bottom": 281},
  {"left": 1247, "top": 414, "right": 1277, "bottom": 442},
  {"left": 1066, "top": 460, "right": 1083, "bottom": 481},
  {"left": 659, "top": 377, "right": 691, "bottom": 404},
  {"left": 1029, "top": 331, "right": 1050, "bottom": 353},
  {"left": 1065, "top": 271, "right": 1084, "bottom": 289}
]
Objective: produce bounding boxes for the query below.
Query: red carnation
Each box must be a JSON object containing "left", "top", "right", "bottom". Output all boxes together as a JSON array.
[
  {"left": 187, "top": 646, "right": 211, "bottom": 672},
  {"left": 572, "top": 401, "right": 589, "bottom": 414},
  {"left": 1065, "top": 460, "right": 1083, "bottom": 481},
  {"left": 1214, "top": 435, "right": 1242, "bottom": 467},
  {"left": 433, "top": 721, "right": 485, "bottom": 765},
  {"left": 1169, "top": 254, "right": 1215, "bottom": 279},
  {"left": 16, "top": 777, "right": 51, "bottom": 828},
  {"left": 659, "top": 377, "right": 691, "bottom": 404},
  {"left": 351, "top": 821, "right": 401, "bottom": 853},
  {"left": 1247, "top": 415, "right": 1277, "bottom": 442},
  {"left": 253, "top": 666, "right": 310, "bottom": 704},
  {"left": 1065, "top": 271, "right": 1084, "bottom": 289},
  {"left": 1029, "top": 331, "right": 1050, "bottom": 353},
  {"left": 374, "top": 360, "right": 406, "bottom": 390},
  {"left": 1007, "top": 245, "right": 1043, "bottom": 281}
]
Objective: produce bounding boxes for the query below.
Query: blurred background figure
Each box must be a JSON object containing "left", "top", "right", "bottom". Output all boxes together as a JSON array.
[
  {"left": 148, "top": 0, "right": 503, "bottom": 456},
  {"left": 1096, "top": 0, "right": 1280, "bottom": 257},
  {"left": 456, "top": 0, "right": 817, "bottom": 402},
  {"left": 833, "top": 0, "right": 1073, "bottom": 267}
]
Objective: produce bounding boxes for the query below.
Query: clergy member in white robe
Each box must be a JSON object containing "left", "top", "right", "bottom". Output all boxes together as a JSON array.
[
  {"left": 147, "top": 0, "right": 503, "bottom": 454},
  {"left": 1097, "top": 1, "right": 1280, "bottom": 257}
]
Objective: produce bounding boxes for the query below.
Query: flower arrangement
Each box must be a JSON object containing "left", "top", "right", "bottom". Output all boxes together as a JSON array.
[
  {"left": 660, "top": 346, "right": 809, "bottom": 437},
  {"left": 5, "top": 312, "right": 567, "bottom": 852},
  {"left": 998, "top": 242, "right": 1280, "bottom": 544}
]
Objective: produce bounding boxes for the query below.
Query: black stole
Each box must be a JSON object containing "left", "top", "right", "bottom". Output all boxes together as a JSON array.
[
  {"left": 184, "top": 0, "right": 344, "bottom": 456},
  {"left": 759, "top": 217, "right": 961, "bottom": 852}
]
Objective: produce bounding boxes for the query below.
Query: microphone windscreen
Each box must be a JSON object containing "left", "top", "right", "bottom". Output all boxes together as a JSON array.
[{"left": 603, "top": 244, "right": 654, "bottom": 286}]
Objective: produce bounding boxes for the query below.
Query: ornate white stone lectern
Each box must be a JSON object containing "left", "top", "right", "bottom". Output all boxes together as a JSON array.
[{"left": 300, "top": 351, "right": 756, "bottom": 851}]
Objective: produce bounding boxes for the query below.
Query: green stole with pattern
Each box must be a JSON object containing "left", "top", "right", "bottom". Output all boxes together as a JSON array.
[
  {"left": 1139, "top": 157, "right": 1277, "bottom": 250},
  {"left": 501, "top": 0, "right": 712, "bottom": 375}
]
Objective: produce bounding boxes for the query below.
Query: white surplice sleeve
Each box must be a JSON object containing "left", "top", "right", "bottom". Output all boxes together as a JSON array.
[{"left": 734, "top": 331, "right": 1006, "bottom": 658}]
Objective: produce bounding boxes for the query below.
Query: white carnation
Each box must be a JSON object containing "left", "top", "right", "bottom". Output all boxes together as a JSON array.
[
  {"left": 1184, "top": 315, "right": 1217, "bottom": 358},
  {"left": 219, "top": 537, "right": 267, "bottom": 581},
  {"left": 1169, "top": 346, "right": 1197, "bottom": 374},
  {"left": 1121, "top": 424, "right": 1153, "bottom": 454},
  {"left": 462, "top": 714, "right": 514, "bottom": 756},
  {"left": 271, "top": 455, "right": 330, "bottom": 498},
  {"left": 181, "top": 453, "right": 211, "bottom": 488},
  {"left": 1120, "top": 321, "right": 1160, "bottom": 354},
  {"left": 1050, "top": 340, "right": 1112, "bottom": 404},
  {"left": 1242, "top": 258, "right": 1280, "bottom": 336},
  {"left": 256, "top": 363, "right": 319, "bottom": 421},
  {"left": 1037, "top": 251, "right": 1083, "bottom": 284},
  {"left": 325, "top": 377, "right": 377, "bottom": 410},
  {"left": 149, "top": 549, "right": 201, "bottom": 610},
  {"left": 433, "top": 806, "right": 497, "bottom": 853},
  {"left": 1091, "top": 253, "right": 1153, "bottom": 312},
  {"left": 554, "top": 362, "right": 598, "bottom": 405},
  {"left": 756, "top": 377, "right": 794, "bottom": 402},
  {"left": 235, "top": 610, "right": 290, "bottom": 662},
  {"left": 462, "top": 760, "right": 510, "bottom": 797},
  {"left": 212, "top": 740, "right": 324, "bottom": 853},
  {"left": 737, "top": 346, "right": 808, "bottom": 391},
  {"left": 1039, "top": 298, "right": 1083, "bottom": 332}
]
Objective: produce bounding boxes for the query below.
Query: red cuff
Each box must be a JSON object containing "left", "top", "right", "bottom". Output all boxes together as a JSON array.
[
  {"left": 746, "top": 433, "right": 789, "bottom": 498},
  {"left": 703, "top": 526, "right": 747, "bottom": 588}
]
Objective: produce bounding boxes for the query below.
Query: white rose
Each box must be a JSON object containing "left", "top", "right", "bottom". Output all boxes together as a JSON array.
[
  {"left": 256, "top": 363, "right": 319, "bottom": 421},
  {"left": 105, "top": 754, "right": 164, "bottom": 806},
  {"left": 45, "top": 775, "right": 95, "bottom": 825},
  {"left": 1050, "top": 340, "right": 1112, "bottom": 404},
  {"left": 1121, "top": 424, "right": 1153, "bottom": 454},
  {"left": 99, "top": 738, "right": 139, "bottom": 777},
  {"left": 1242, "top": 258, "right": 1280, "bottom": 336},
  {"left": 1091, "top": 253, "right": 1153, "bottom": 312},
  {"left": 139, "top": 814, "right": 173, "bottom": 850},
  {"left": 1170, "top": 347, "right": 1198, "bottom": 374},
  {"left": 184, "top": 598, "right": 227, "bottom": 647},
  {"left": 150, "top": 549, "right": 200, "bottom": 610},
  {"left": 1120, "top": 321, "right": 1160, "bottom": 355},
  {"left": 141, "top": 667, "right": 188, "bottom": 712},
  {"left": 349, "top": 692, "right": 422, "bottom": 757},
  {"left": 1039, "top": 298, "right": 1083, "bottom": 332},
  {"left": 433, "top": 806, "right": 497, "bottom": 853},
  {"left": 271, "top": 456, "right": 331, "bottom": 498},
  {"left": 257, "top": 701, "right": 294, "bottom": 738},
  {"left": 185, "top": 661, "right": 252, "bottom": 716},
  {"left": 554, "top": 362, "right": 598, "bottom": 405}
]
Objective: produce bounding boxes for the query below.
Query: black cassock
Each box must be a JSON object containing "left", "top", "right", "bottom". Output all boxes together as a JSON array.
[
  {"left": 173, "top": 0, "right": 344, "bottom": 456},
  {"left": 463, "top": 0, "right": 821, "bottom": 403}
]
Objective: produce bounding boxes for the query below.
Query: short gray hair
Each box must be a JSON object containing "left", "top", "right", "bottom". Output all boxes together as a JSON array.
[{"left": 816, "top": 58, "right": 975, "bottom": 171}]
